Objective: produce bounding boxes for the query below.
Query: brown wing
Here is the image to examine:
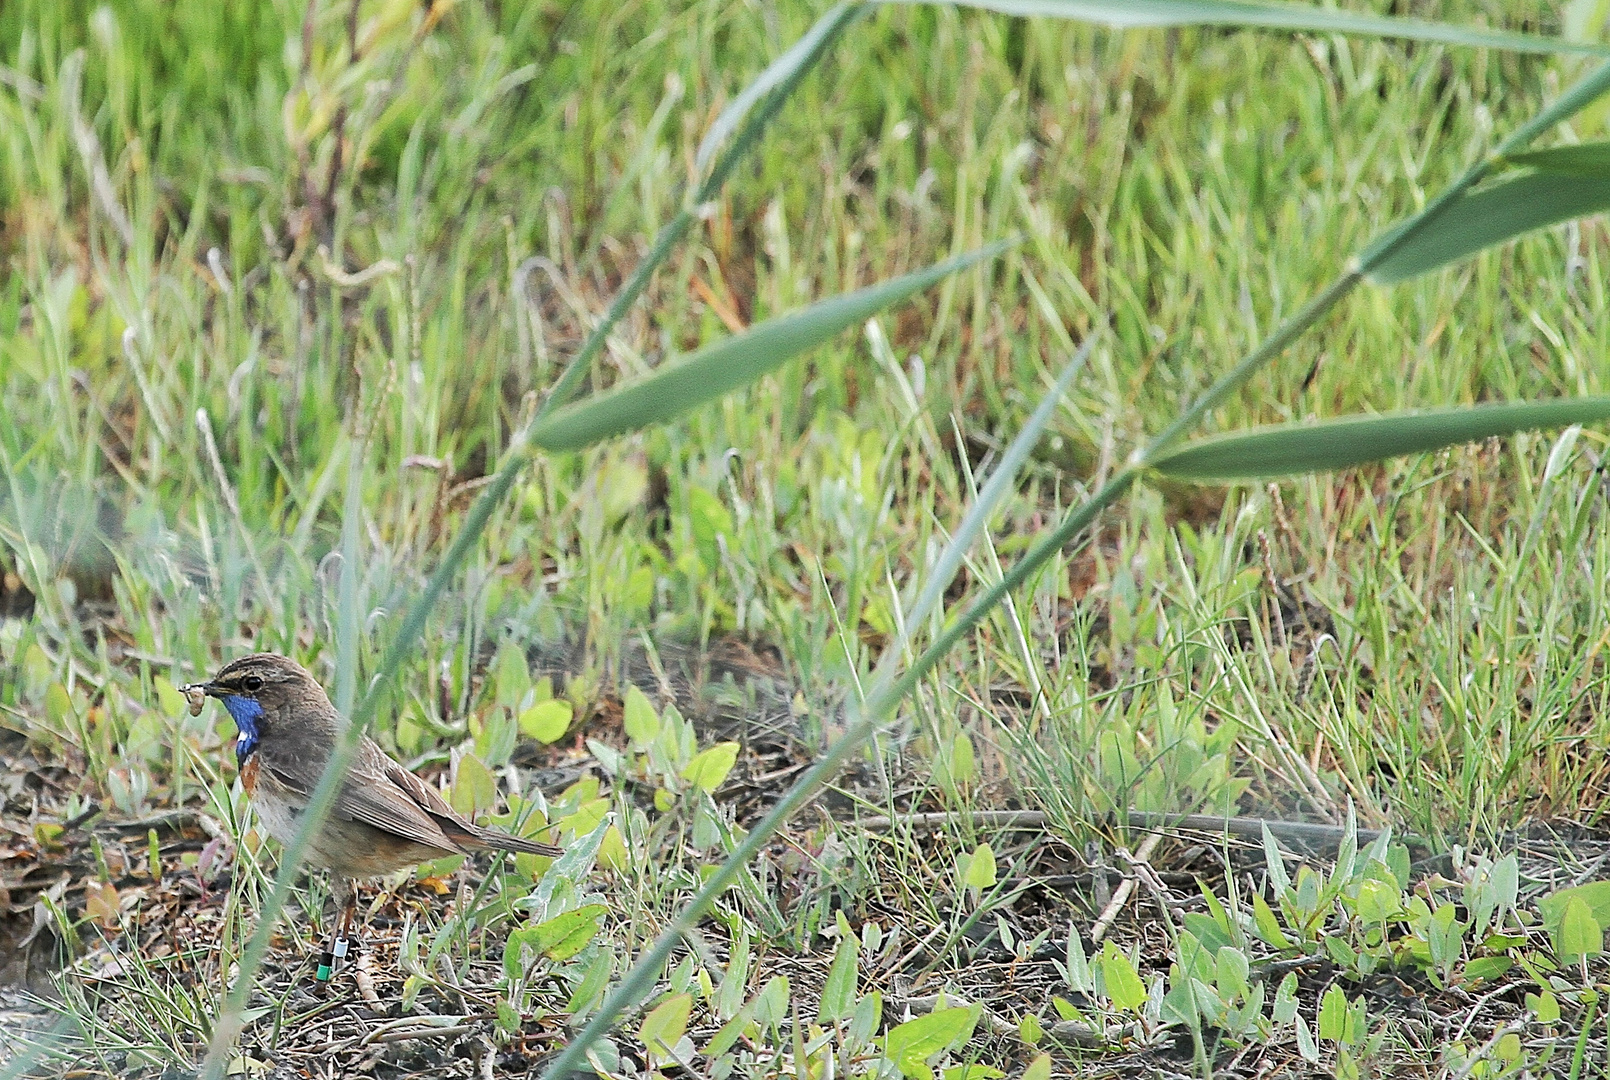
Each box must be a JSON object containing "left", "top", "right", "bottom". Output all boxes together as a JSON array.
[
  {"left": 264, "top": 736, "right": 560, "bottom": 857},
  {"left": 381, "top": 754, "right": 563, "bottom": 857},
  {"left": 336, "top": 739, "right": 473, "bottom": 854}
]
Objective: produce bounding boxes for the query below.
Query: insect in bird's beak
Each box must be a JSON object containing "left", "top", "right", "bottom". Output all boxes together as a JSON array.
[{"left": 180, "top": 683, "right": 208, "bottom": 717}]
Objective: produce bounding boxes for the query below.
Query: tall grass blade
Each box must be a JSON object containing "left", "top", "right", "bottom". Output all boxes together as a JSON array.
[
  {"left": 528, "top": 242, "right": 1014, "bottom": 453},
  {"left": 1150, "top": 398, "right": 1610, "bottom": 480},
  {"left": 911, "top": 0, "right": 1610, "bottom": 56}
]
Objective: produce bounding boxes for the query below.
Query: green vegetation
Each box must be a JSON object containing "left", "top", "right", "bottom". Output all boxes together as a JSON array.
[{"left": 6, "top": 0, "right": 1610, "bottom": 1076}]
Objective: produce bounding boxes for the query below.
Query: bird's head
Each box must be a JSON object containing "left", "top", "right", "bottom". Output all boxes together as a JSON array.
[{"left": 184, "top": 653, "right": 331, "bottom": 762}]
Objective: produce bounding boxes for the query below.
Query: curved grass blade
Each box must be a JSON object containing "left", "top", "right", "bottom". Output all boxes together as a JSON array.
[
  {"left": 1505, "top": 142, "right": 1610, "bottom": 177},
  {"left": 1363, "top": 173, "right": 1610, "bottom": 284},
  {"left": 903, "top": 0, "right": 1610, "bottom": 56},
  {"left": 1149, "top": 398, "right": 1610, "bottom": 480},
  {"left": 527, "top": 241, "right": 1014, "bottom": 453}
]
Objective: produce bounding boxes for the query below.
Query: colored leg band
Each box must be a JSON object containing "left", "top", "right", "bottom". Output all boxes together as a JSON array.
[
  {"left": 333, "top": 938, "right": 349, "bottom": 959},
  {"left": 316, "top": 963, "right": 333, "bottom": 981}
]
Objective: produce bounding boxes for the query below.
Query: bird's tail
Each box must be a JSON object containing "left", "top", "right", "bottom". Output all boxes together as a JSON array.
[{"left": 471, "top": 825, "right": 563, "bottom": 859}]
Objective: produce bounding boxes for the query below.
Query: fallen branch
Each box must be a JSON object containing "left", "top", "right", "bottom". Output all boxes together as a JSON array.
[{"left": 854, "top": 808, "right": 1425, "bottom": 849}]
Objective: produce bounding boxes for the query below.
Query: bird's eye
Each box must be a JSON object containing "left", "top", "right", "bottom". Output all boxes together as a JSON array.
[{"left": 242, "top": 674, "right": 264, "bottom": 693}]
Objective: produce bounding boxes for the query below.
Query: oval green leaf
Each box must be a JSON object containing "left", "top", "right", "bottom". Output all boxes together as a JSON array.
[
  {"left": 639, "top": 992, "right": 693, "bottom": 1055},
  {"left": 885, "top": 1006, "right": 981, "bottom": 1080},
  {"left": 682, "top": 741, "right": 740, "bottom": 793},
  {"left": 817, "top": 933, "right": 860, "bottom": 1023},
  {"left": 1098, "top": 942, "right": 1147, "bottom": 1012},
  {"left": 1149, "top": 397, "right": 1610, "bottom": 481},
  {"left": 450, "top": 752, "right": 497, "bottom": 816},
  {"left": 519, "top": 698, "right": 574, "bottom": 743},
  {"left": 623, "top": 684, "right": 660, "bottom": 746}
]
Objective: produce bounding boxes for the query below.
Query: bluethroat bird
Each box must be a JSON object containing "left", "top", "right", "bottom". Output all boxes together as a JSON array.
[{"left": 183, "top": 653, "right": 561, "bottom": 989}]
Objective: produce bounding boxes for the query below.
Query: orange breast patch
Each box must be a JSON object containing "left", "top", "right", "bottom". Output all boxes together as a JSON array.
[{"left": 241, "top": 755, "right": 259, "bottom": 795}]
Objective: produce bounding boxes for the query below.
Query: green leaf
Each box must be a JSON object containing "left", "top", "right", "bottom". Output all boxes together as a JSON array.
[
  {"left": 928, "top": 0, "right": 1610, "bottom": 56},
  {"left": 962, "top": 843, "right": 997, "bottom": 891},
  {"left": 1539, "top": 881, "right": 1610, "bottom": 932},
  {"left": 492, "top": 641, "right": 532, "bottom": 708},
  {"left": 1099, "top": 942, "right": 1147, "bottom": 1012},
  {"left": 1505, "top": 142, "right": 1610, "bottom": 177},
  {"left": 566, "top": 949, "right": 614, "bottom": 1015},
  {"left": 449, "top": 752, "right": 497, "bottom": 816},
  {"left": 1261, "top": 824, "right": 1291, "bottom": 896},
  {"left": 818, "top": 932, "right": 860, "bottom": 1023},
  {"left": 1464, "top": 956, "right": 1513, "bottom": 982},
  {"left": 884, "top": 1006, "right": 980, "bottom": 1080},
  {"left": 45, "top": 683, "right": 72, "bottom": 726},
  {"left": 942, "top": 1067, "right": 1003, "bottom": 1080},
  {"left": 1556, "top": 896, "right": 1603, "bottom": 961},
  {"left": 519, "top": 699, "right": 573, "bottom": 743},
  {"left": 639, "top": 992, "right": 693, "bottom": 1056},
  {"left": 527, "top": 243, "right": 1011, "bottom": 452},
  {"left": 1364, "top": 173, "right": 1610, "bottom": 283},
  {"left": 1215, "top": 947, "right": 1250, "bottom": 1001},
  {"left": 530, "top": 904, "right": 607, "bottom": 962},
  {"left": 1150, "top": 398, "right": 1610, "bottom": 481},
  {"left": 1251, "top": 891, "right": 1290, "bottom": 950},
  {"left": 1273, "top": 973, "right": 1300, "bottom": 1024},
  {"left": 623, "top": 685, "right": 660, "bottom": 745},
  {"left": 1317, "top": 986, "right": 1357, "bottom": 1043},
  {"left": 154, "top": 676, "right": 187, "bottom": 717},
  {"left": 682, "top": 741, "right": 740, "bottom": 793},
  {"left": 1354, "top": 878, "right": 1401, "bottom": 924},
  {"left": 1021, "top": 1054, "right": 1052, "bottom": 1080},
  {"left": 949, "top": 732, "right": 977, "bottom": 786}
]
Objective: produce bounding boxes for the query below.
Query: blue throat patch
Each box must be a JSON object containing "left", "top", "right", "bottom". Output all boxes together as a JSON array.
[{"left": 221, "top": 694, "right": 265, "bottom": 765}]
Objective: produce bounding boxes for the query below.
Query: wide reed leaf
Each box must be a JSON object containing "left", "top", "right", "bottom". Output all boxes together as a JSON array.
[
  {"left": 1150, "top": 399, "right": 1610, "bottom": 480},
  {"left": 1363, "top": 173, "right": 1610, "bottom": 284},
  {"left": 910, "top": 0, "right": 1610, "bottom": 55},
  {"left": 1505, "top": 142, "right": 1610, "bottom": 176},
  {"left": 527, "top": 241, "right": 1012, "bottom": 452}
]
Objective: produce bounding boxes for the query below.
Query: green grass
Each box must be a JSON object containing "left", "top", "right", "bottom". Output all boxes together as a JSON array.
[{"left": 5, "top": 0, "right": 1610, "bottom": 1076}]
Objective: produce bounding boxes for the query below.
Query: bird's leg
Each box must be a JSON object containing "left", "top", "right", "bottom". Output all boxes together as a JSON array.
[{"left": 316, "top": 874, "right": 356, "bottom": 989}]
